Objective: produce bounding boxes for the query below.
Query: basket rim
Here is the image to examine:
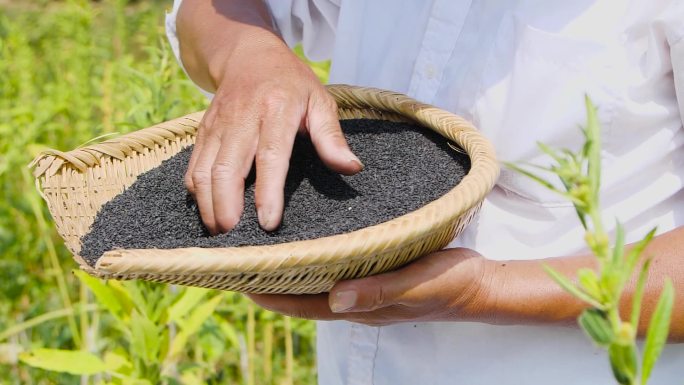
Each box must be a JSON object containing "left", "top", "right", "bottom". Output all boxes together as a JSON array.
[{"left": 31, "top": 84, "right": 500, "bottom": 276}]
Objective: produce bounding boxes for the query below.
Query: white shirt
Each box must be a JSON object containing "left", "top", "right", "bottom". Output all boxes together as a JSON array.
[{"left": 166, "top": 1, "right": 684, "bottom": 384}]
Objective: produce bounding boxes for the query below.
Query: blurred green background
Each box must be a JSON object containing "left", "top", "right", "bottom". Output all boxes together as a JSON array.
[{"left": 0, "top": 0, "right": 328, "bottom": 383}]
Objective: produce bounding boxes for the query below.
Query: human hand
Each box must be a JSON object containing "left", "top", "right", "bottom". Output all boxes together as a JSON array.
[
  {"left": 247, "top": 248, "right": 496, "bottom": 326},
  {"left": 185, "top": 33, "right": 363, "bottom": 234}
]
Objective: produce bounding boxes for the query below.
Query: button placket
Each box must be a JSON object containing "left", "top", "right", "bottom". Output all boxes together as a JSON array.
[{"left": 407, "top": 0, "right": 473, "bottom": 103}]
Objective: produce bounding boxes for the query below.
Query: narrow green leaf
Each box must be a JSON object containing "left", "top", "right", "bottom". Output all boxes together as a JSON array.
[
  {"left": 630, "top": 260, "right": 651, "bottom": 331},
  {"left": 625, "top": 227, "right": 657, "bottom": 272},
  {"left": 507, "top": 161, "right": 588, "bottom": 222},
  {"left": 543, "top": 265, "right": 604, "bottom": 309},
  {"left": 575, "top": 207, "right": 589, "bottom": 230},
  {"left": 0, "top": 305, "right": 95, "bottom": 342},
  {"left": 19, "top": 349, "right": 107, "bottom": 375},
  {"left": 166, "top": 331, "right": 189, "bottom": 363},
  {"left": 641, "top": 280, "right": 675, "bottom": 384},
  {"left": 217, "top": 318, "right": 240, "bottom": 348},
  {"left": 121, "top": 281, "right": 148, "bottom": 315},
  {"left": 577, "top": 268, "right": 602, "bottom": 301},
  {"left": 74, "top": 270, "right": 122, "bottom": 317},
  {"left": 121, "top": 378, "right": 153, "bottom": 385},
  {"left": 536, "top": 142, "right": 564, "bottom": 163},
  {"left": 602, "top": 269, "right": 624, "bottom": 303},
  {"left": 578, "top": 309, "right": 614, "bottom": 346},
  {"left": 181, "top": 294, "right": 223, "bottom": 336},
  {"left": 584, "top": 96, "right": 602, "bottom": 206},
  {"left": 503, "top": 162, "right": 559, "bottom": 192},
  {"left": 104, "top": 351, "right": 132, "bottom": 373},
  {"left": 130, "top": 310, "right": 161, "bottom": 363},
  {"left": 168, "top": 294, "right": 223, "bottom": 359},
  {"left": 167, "top": 287, "right": 210, "bottom": 324}
]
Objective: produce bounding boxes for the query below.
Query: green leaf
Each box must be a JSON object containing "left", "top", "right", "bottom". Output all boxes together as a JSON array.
[
  {"left": 107, "top": 280, "right": 135, "bottom": 316},
  {"left": 630, "top": 260, "right": 651, "bottom": 331},
  {"left": 168, "top": 294, "right": 223, "bottom": 359},
  {"left": 625, "top": 227, "right": 657, "bottom": 273},
  {"left": 74, "top": 270, "right": 122, "bottom": 317},
  {"left": 612, "top": 221, "right": 625, "bottom": 266},
  {"left": 601, "top": 269, "right": 624, "bottom": 302},
  {"left": 503, "top": 162, "right": 559, "bottom": 192},
  {"left": 543, "top": 265, "right": 604, "bottom": 309},
  {"left": 19, "top": 349, "right": 108, "bottom": 375},
  {"left": 217, "top": 318, "right": 240, "bottom": 348},
  {"left": 608, "top": 342, "right": 638, "bottom": 385},
  {"left": 122, "top": 378, "right": 153, "bottom": 385},
  {"left": 577, "top": 268, "right": 602, "bottom": 301},
  {"left": 536, "top": 142, "right": 564, "bottom": 163},
  {"left": 0, "top": 305, "right": 95, "bottom": 343},
  {"left": 641, "top": 280, "right": 675, "bottom": 384},
  {"left": 104, "top": 351, "right": 132, "bottom": 373},
  {"left": 584, "top": 95, "right": 601, "bottom": 206},
  {"left": 168, "top": 287, "right": 210, "bottom": 324},
  {"left": 122, "top": 281, "right": 148, "bottom": 315},
  {"left": 130, "top": 310, "right": 161, "bottom": 364},
  {"left": 181, "top": 294, "right": 223, "bottom": 335},
  {"left": 578, "top": 309, "right": 614, "bottom": 346}
]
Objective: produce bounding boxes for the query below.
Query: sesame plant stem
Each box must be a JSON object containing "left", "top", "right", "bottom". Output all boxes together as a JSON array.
[{"left": 512, "top": 97, "right": 674, "bottom": 385}]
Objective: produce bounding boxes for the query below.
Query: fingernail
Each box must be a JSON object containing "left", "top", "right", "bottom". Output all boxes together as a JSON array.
[
  {"left": 257, "top": 207, "right": 270, "bottom": 229},
  {"left": 350, "top": 156, "right": 364, "bottom": 170},
  {"left": 331, "top": 290, "right": 357, "bottom": 313}
]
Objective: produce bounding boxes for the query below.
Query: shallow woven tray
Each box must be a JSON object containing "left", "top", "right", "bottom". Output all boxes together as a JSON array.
[{"left": 30, "top": 85, "right": 499, "bottom": 294}]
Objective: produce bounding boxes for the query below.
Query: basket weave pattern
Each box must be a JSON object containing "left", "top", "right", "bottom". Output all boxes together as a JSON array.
[{"left": 31, "top": 85, "right": 499, "bottom": 294}]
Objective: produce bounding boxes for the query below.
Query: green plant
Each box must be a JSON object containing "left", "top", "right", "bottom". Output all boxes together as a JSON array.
[{"left": 507, "top": 97, "right": 674, "bottom": 385}]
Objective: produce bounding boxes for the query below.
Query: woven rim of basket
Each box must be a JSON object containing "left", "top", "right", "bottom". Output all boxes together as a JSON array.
[{"left": 30, "top": 84, "right": 499, "bottom": 276}]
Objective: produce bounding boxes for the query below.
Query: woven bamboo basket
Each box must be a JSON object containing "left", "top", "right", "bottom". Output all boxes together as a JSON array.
[{"left": 30, "top": 85, "right": 499, "bottom": 294}]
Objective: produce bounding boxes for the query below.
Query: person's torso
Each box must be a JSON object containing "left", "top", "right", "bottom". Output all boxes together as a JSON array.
[{"left": 316, "top": 1, "right": 684, "bottom": 384}]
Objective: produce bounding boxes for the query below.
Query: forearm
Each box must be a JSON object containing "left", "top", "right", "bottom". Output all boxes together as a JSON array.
[
  {"left": 176, "top": 0, "right": 280, "bottom": 91},
  {"left": 483, "top": 226, "right": 684, "bottom": 340}
]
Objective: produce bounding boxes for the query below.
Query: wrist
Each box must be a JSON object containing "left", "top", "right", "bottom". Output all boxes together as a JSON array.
[
  {"left": 207, "top": 28, "right": 288, "bottom": 89},
  {"left": 457, "top": 256, "right": 499, "bottom": 323},
  {"left": 177, "top": 0, "right": 284, "bottom": 92},
  {"left": 475, "top": 257, "right": 592, "bottom": 326}
]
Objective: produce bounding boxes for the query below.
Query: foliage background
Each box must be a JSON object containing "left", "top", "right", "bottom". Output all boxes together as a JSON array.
[{"left": 0, "top": 0, "right": 325, "bottom": 383}]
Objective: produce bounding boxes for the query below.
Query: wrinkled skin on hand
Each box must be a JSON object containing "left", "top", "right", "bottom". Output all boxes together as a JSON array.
[
  {"left": 248, "top": 248, "right": 494, "bottom": 326},
  {"left": 184, "top": 35, "right": 363, "bottom": 235}
]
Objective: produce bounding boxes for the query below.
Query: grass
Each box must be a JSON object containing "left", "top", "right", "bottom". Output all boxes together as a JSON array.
[{"left": 0, "top": 0, "right": 321, "bottom": 383}]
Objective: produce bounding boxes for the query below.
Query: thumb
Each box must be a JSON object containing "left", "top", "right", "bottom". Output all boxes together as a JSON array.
[
  {"left": 306, "top": 92, "right": 364, "bottom": 176},
  {"left": 329, "top": 270, "right": 408, "bottom": 313}
]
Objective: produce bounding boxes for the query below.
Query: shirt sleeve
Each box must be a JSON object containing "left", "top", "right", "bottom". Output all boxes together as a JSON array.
[
  {"left": 265, "top": 0, "right": 340, "bottom": 61},
  {"left": 673, "top": 40, "right": 684, "bottom": 127},
  {"left": 666, "top": 3, "right": 684, "bottom": 126},
  {"left": 164, "top": 0, "right": 339, "bottom": 96},
  {"left": 165, "top": 0, "right": 214, "bottom": 98}
]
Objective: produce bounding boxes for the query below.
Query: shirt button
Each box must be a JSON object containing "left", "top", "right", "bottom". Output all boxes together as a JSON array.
[{"left": 425, "top": 63, "right": 436, "bottom": 79}]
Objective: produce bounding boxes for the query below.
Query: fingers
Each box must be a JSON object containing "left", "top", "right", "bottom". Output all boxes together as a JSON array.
[
  {"left": 246, "top": 293, "right": 337, "bottom": 320},
  {"left": 247, "top": 292, "right": 416, "bottom": 327},
  {"left": 186, "top": 107, "right": 258, "bottom": 235},
  {"left": 186, "top": 111, "right": 222, "bottom": 234},
  {"left": 307, "top": 92, "right": 363, "bottom": 176},
  {"left": 329, "top": 249, "right": 471, "bottom": 313},
  {"left": 211, "top": 117, "right": 258, "bottom": 234},
  {"left": 254, "top": 97, "right": 301, "bottom": 231},
  {"left": 187, "top": 88, "right": 362, "bottom": 235},
  {"left": 329, "top": 268, "right": 413, "bottom": 313},
  {"left": 185, "top": 108, "right": 216, "bottom": 198}
]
